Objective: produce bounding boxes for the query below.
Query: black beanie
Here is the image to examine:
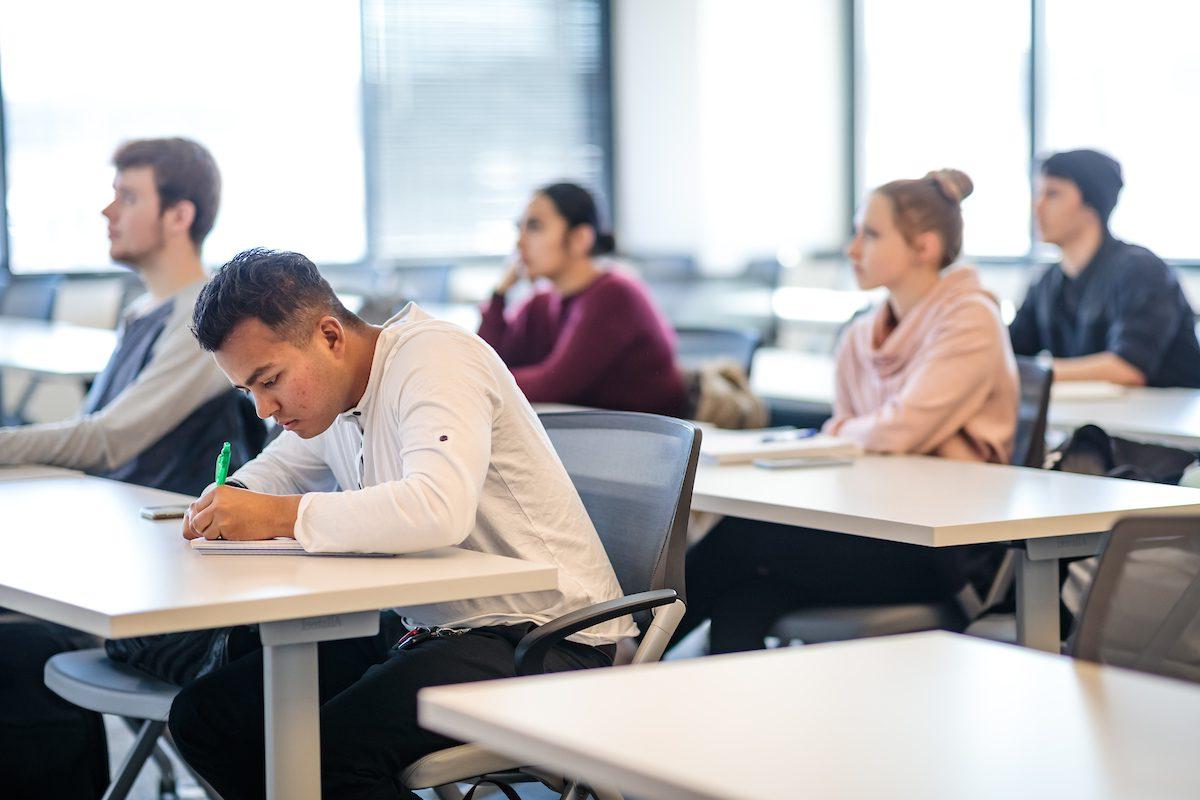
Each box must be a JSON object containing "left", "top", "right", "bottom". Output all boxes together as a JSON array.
[{"left": 1040, "top": 149, "right": 1124, "bottom": 226}]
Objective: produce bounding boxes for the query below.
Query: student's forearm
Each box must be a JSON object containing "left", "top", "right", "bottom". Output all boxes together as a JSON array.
[{"left": 1052, "top": 352, "right": 1147, "bottom": 385}]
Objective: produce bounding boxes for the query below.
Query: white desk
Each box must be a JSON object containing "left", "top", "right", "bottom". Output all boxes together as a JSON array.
[
  {"left": 0, "top": 465, "right": 82, "bottom": 482},
  {"left": 0, "top": 317, "right": 116, "bottom": 378},
  {"left": 1049, "top": 387, "right": 1200, "bottom": 448},
  {"left": 420, "top": 631, "right": 1200, "bottom": 800},
  {"left": 691, "top": 454, "right": 1200, "bottom": 651},
  {"left": 0, "top": 475, "right": 557, "bottom": 800},
  {"left": 751, "top": 346, "right": 1200, "bottom": 448},
  {"left": 0, "top": 317, "right": 117, "bottom": 422}
]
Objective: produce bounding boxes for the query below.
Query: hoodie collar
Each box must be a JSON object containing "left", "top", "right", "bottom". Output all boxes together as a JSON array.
[{"left": 866, "top": 266, "right": 993, "bottom": 374}]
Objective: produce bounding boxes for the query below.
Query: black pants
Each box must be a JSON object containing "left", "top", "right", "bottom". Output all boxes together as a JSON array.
[
  {"left": 672, "top": 517, "right": 985, "bottom": 654},
  {"left": 0, "top": 616, "right": 109, "bottom": 800},
  {"left": 169, "top": 613, "right": 613, "bottom": 800}
]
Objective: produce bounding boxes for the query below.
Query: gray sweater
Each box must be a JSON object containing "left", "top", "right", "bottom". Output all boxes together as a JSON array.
[{"left": 0, "top": 279, "right": 255, "bottom": 494}]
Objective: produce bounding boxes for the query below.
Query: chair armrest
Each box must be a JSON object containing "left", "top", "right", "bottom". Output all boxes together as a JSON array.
[{"left": 514, "top": 589, "right": 678, "bottom": 676}]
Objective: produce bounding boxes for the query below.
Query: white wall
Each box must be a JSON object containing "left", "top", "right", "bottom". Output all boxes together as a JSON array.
[
  {"left": 612, "top": 0, "right": 702, "bottom": 257},
  {"left": 613, "top": 0, "right": 847, "bottom": 274}
]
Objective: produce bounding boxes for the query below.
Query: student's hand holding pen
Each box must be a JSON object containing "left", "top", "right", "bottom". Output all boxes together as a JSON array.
[{"left": 182, "top": 484, "right": 302, "bottom": 542}]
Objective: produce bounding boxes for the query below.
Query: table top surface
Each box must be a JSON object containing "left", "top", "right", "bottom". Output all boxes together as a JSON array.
[
  {"left": 419, "top": 631, "right": 1200, "bottom": 800},
  {"left": 691, "top": 454, "right": 1200, "bottom": 546},
  {"left": 750, "top": 347, "right": 1200, "bottom": 445},
  {"left": 1048, "top": 387, "right": 1200, "bottom": 446},
  {"left": 0, "top": 476, "right": 557, "bottom": 638},
  {"left": 0, "top": 317, "right": 116, "bottom": 377},
  {"left": 0, "top": 465, "right": 83, "bottom": 482}
]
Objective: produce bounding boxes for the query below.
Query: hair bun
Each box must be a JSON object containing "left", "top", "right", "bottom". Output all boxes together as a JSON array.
[
  {"left": 925, "top": 169, "right": 974, "bottom": 204},
  {"left": 592, "top": 231, "right": 617, "bottom": 256}
]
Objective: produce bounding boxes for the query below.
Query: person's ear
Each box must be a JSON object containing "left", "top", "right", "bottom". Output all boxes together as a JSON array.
[
  {"left": 163, "top": 200, "right": 196, "bottom": 241},
  {"left": 913, "top": 231, "right": 943, "bottom": 268},
  {"left": 568, "top": 225, "right": 596, "bottom": 259},
  {"left": 316, "top": 316, "right": 347, "bottom": 354}
]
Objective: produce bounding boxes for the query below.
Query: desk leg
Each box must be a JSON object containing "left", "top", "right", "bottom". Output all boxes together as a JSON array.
[
  {"left": 263, "top": 640, "right": 320, "bottom": 800},
  {"left": 260, "top": 611, "right": 381, "bottom": 800},
  {"left": 1015, "top": 551, "right": 1060, "bottom": 652},
  {"left": 1015, "top": 533, "right": 1108, "bottom": 653}
]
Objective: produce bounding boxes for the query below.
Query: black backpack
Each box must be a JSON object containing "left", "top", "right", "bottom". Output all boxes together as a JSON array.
[{"left": 1046, "top": 424, "right": 1198, "bottom": 484}]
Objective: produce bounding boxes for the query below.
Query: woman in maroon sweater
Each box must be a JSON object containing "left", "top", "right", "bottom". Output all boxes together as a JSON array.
[{"left": 478, "top": 183, "right": 687, "bottom": 416}]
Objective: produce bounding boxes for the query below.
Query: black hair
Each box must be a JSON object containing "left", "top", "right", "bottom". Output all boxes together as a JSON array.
[
  {"left": 191, "top": 248, "right": 363, "bottom": 352},
  {"left": 536, "top": 182, "right": 616, "bottom": 255}
]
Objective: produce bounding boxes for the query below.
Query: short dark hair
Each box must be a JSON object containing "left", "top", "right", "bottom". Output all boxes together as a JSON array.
[
  {"left": 191, "top": 248, "right": 363, "bottom": 352},
  {"left": 113, "top": 137, "right": 221, "bottom": 248}
]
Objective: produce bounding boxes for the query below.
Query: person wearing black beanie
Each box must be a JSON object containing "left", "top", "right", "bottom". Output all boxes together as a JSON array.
[
  {"left": 1009, "top": 149, "right": 1200, "bottom": 388},
  {"left": 1040, "top": 149, "right": 1124, "bottom": 228}
]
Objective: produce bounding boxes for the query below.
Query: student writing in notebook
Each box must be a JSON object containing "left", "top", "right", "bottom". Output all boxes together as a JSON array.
[
  {"left": 477, "top": 182, "right": 687, "bottom": 416},
  {"left": 168, "top": 249, "right": 634, "bottom": 800},
  {"left": 669, "top": 169, "right": 1019, "bottom": 655}
]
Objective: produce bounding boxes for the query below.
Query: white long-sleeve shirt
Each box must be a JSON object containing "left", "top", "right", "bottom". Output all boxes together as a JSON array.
[
  {"left": 230, "top": 304, "right": 636, "bottom": 645},
  {"left": 0, "top": 280, "right": 233, "bottom": 471}
]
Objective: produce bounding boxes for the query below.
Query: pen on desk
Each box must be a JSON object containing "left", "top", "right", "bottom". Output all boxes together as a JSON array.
[
  {"left": 214, "top": 441, "right": 231, "bottom": 486},
  {"left": 760, "top": 428, "right": 817, "bottom": 444}
]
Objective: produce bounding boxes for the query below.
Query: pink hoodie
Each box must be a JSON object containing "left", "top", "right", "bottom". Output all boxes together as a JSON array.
[{"left": 824, "top": 266, "right": 1018, "bottom": 463}]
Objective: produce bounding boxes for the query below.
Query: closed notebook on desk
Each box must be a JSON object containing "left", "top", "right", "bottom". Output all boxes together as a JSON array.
[
  {"left": 189, "top": 538, "right": 395, "bottom": 557},
  {"left": 1050, "top": 381, "right": 1127, "bottom": 401},
  {"left": 700, "top": 429, "right": 862, "bottom": 465}
]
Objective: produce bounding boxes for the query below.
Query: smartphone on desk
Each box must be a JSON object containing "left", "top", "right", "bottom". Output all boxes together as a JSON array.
[
  {"left": 752, "top": 457, "right": 855, "bottom": 470},
  {"left": 139, "top": 504, "right": 189, "bottom": 520}
]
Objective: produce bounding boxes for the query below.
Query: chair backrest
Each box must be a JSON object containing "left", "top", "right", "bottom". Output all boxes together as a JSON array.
[
  {"left": 538, "top": 412, "right": 700, "bottom": 606},
  {"left": 631, "top": 254, "right": 698, "bottom": 283},
  {"left": 674, "top": 326, "right": 762, "bottom": 376},
  {"left": 1071, "top": 516, "right": 1200, "bottom": 684},
  {"left": 0, "top": 274, "right": 62, "bottom": 320},
  {"left": 742, "top": 257, "right": 782, "bottom": 288},
  {"left": 1013, "top": 356, "right": 1053, "bottom": 468},
  {"left": 394, "top": 264, "right": 453, "bottom": 305}
]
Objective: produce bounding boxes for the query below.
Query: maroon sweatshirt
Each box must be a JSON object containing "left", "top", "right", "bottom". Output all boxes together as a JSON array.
[{"left": 478, "top": 269, "right": 687, "bottom": 416}]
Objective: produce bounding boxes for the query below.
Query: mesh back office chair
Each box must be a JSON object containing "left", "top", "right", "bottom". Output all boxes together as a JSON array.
[
  {"left": 0, "top": 274, "right": 62, "bottom": 319},
  {"left": 630, "top": 253, "right": 698, "bottom": 283},
  {"left": 769, "top": 358, "right": 1054, "bottom": 646},
  {"left": 0, "top": 274, "right": 64, "bottom": 425},
  {"left": 673, "top": 326, "right": 762, "bottom": 376},
  {"left": 1070, "top": 516, "right": 1200, "bottom": 684},
  {"left": 393, "top": 263, "right": 453, "bottom": 305},
  {"left": 742, "top": 257, "right": 783, "bottom": 288},
  {"left": 402, "top": 411, "right": 701, "bottom": 800}
]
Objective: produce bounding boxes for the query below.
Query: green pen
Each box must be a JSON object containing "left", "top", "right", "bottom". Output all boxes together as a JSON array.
[{"left": 214, "top": 441, "right": 232, "bottom": 486}]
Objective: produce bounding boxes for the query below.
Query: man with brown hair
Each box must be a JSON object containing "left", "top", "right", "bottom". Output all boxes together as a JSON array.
[
  {"left": 0, "top": 138, "right": 262, "bottom": 799},
  {"left": 0, "top": 136, "right": 262, "bottom": 492}
]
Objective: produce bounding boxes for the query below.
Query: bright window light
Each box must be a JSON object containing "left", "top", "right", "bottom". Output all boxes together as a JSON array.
[
  {"left": 0, "top": 0, "right": 366, "bottom": 272},
  {"left": 1042, "top": 0, "right": 1200, "bottom": 260},
  {"left": 859, "top": 0, "right": 1031, "bottom": 258}
]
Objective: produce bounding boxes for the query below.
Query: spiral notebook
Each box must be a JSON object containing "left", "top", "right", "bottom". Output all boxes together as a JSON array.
[{"left": 189, "top": 538, "right": 395, "bottom": 557}]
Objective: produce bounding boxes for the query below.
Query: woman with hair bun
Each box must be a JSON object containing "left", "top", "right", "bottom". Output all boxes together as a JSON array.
[
  {"left": 670, "top": 169, "right": 1019, "bottom": 656},
  {"left": 478, "top": 182, "right": 687, "bottom": 415}
]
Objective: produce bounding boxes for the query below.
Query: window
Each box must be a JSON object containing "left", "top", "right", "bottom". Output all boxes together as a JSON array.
[
  {"left": 362, "top": 0, "right": 610, "bottom": 262},
  {"left": 0, "top": 0, "right": 365, "bottom": 273},
  {"left": 1041, "top": 0, "right": 1200, "bottom": 260},
  {"left": 858, "top": 0, "right": 1031, "bottom": 258}
]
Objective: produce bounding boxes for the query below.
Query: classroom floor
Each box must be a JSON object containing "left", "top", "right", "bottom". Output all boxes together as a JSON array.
[{"left": 105, "top": 715, "right": 562, "bottom": 799}]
